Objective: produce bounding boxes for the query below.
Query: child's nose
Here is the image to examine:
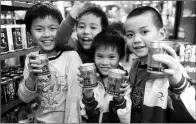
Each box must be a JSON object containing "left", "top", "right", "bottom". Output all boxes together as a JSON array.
[
  {"left": 134, "top": 34, "right": 142, "bottom": 43},
  {"left": 43, "top": 30, "right": 51, "bottom": 37},
  {"left": 84, "top": 27, "right": 90, "bottom": 34},
  {"left": 102, "top": 58, "right": 109, "bottom": 65}
]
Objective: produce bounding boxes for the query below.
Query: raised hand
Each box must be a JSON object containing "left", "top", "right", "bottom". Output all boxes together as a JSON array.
[
  {"left": 152, "top": 44, "right": 183, "bottom": 86},
  {"left": 70, "top": 1, "right": 87, "bottom": 19}
]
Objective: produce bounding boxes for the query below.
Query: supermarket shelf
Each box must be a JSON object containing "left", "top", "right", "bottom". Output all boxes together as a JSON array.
[
  {"left": 0, "top": 47, "right": 39, "bottom": 60},
  {"left": 1, "top": 1, "right": 33, "bottom": 11},
  {"left": 1, "top": 99, "right": 23, "bottom": 115}
]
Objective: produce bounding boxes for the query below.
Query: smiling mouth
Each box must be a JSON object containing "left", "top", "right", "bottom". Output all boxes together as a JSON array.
[
  {"left": 134, "top": 46, "right": 145, "bottom": 49},
  {"left": 82, "top": 37, "right": 92, "bottom": 42},
  {"left": 42, "top": 41, "right": 53, "bottom": 45}
]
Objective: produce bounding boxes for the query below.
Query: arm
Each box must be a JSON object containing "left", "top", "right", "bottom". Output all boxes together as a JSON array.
[
  {"left": 55, "top": 1, "right": 86, "bottom": 50},
  {"left": 168, "top": 74, "right": 196, "bottom": 122},
  {"left": 81, "top": 92, "right": 100, "bottom": 123},
  {"left": 55, "top": 14, "right": 77, "bottom": 50},
  {"left": 153, "top": 44, "right": 195, "bottom": 122},
  {"left": 108, "top": 95, "right": 131, "bottom": 123},
  {"left": 18, "top": 53, "right": 37, "bottom": 103}
]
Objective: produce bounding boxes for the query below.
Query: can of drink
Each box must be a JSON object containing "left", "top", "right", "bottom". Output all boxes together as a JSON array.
[
  {"left": 105, "top": 69, "right": 125, "bottom": 97},
  {"left": 34, "top": 54, "right": 51, "bottom": 94},
  {"left": 1, "top": 26, "right": 9, "bottom": 54},
  {"left": 6, "top": 78, "right": 15, "bottom": 101},
  {"left": 36, "top": 54, "right": 50, "bottom": 76},
  {"left": 11, "top": 26, "right": 23, "bottom": 51},
  {"left": 1, "top": 77, "right": 9, "bottom": 104},
  {"left": 147, "top": 40, "right": 172, "bottom": 75},
  {"left": 78, "top": 63, "right": 97, "bottom": 89}
]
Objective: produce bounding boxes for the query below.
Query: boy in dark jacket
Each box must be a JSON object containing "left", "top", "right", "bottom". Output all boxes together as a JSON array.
[{"left": 124, "top": 6, "right": 196, "bottom": 123}]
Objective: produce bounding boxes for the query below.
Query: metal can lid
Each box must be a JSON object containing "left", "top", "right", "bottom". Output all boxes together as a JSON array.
[
  {"left": 1, "top": 80, "right": 8, "bottom": 84},
  {"left": 79, "top": 63, "right": 96, "bottom": 70},
  {"left": 10, "top": 73, "right": 18, "bottom": 77},
  {"left": 13, "top": 75, "right": 20, "bottom": 79},
  {"left": 1, "top": 76, "right": 9, "bottom": 80},
  {"left": 109, "top": 69, "right": 126, "bottom": 76}
]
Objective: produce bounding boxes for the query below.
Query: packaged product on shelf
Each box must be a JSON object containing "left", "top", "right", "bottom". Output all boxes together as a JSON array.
[
  {"left": 11, "top": 25, "right": 23, "bottom": 51},
  {"left": 6, "top": 78, "right": 16, "bottom": 102},
  {"left": 26, "top": 30, "right": 33, "bottom": 49},
  {"left": 20, "top": 25, "right": 33, "bottom": 49},
  {"left": 5, "top": 25, "right": 15, "bottom": 52},
  {"left": 1, "top": 13, "right": 6, "bottom": 25},
  {"left": 1, "top": 26, "right": 9, "bottom": 54},
  {"left": 183, "top": 44, "right": 196, "bottom": 80},
  {"left": 1, "top": 77, "right": 9, "bottom": 104}
]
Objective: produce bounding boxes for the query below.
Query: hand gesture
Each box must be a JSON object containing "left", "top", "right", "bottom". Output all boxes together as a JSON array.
[
  {"left": 28, "top": 53, "right": 43, "bottom": 81},
  {"left": 70, "top": 1, "right": 87, "bottom": 19},
  {"left": 152, "top": 44, "right": 183, "bottom": 86},
  {"left": 114, "top": 76, "right": 131, "bottom": 102}
]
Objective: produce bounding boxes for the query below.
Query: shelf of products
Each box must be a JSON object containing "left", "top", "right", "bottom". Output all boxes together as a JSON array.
[
  {"left": 0, "top": 47, "right": 39, "bottom": 60},
  {"left": 1, "top": 1, "right": 33, "bottom": 11},
  {"left": 1, "top": 99, "right": 22, "bottom": 115}
]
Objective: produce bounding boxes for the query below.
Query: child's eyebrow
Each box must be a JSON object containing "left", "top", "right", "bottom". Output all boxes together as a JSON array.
[{"left": 139, "top": 26, "right": 148, "bottom": 29}]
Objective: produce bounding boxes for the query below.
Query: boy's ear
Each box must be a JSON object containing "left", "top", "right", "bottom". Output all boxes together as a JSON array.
[{"left": 159, "top": 27, "right": 166, "bottom": 40}]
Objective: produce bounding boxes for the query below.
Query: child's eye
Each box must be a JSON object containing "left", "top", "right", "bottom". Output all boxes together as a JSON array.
[
  {"left": 126, "top": 34, "right": 133, "bottom": 39},
  {"left": 96, "top": 55, "right": 102, "bottom": 58},
  {"left": 50, "top": 27, "right": 58, "bottom": 30},
  {"left": 91, "top": 27, "right": 97, "bottom": 30},
  {"left": 109, "top": 56, "right": 115, "bottom": 59},
  {"left": 78, "top": 25, "right": 85, "bottom": 29},
  {"left": 141, "top": 30, "right": 149, "bottom": 35},
  {"left": 35, "top": 28, "right": 42, "bottom": 32}
]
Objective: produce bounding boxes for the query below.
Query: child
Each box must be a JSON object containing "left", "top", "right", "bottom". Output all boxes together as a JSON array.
[
  {"left": 55, "top": 6, "right": 109, "bottom": 63},
  {"left": 79, "top": 31, "right": 131, "bottom": 123},
  {"left": 124, "top": 6, "right": 196, "bottom": 122},
  {"left": 18, "top": 2, "right": 84, "bottom": 123}
]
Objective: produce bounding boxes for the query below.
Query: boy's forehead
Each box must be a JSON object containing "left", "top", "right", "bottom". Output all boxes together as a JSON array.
[
  {"left": 125, "top": 12, "right": 154, "bottom": 27},
  {"left": 32, "top": 16, "right": 59, "bottom": 25}
]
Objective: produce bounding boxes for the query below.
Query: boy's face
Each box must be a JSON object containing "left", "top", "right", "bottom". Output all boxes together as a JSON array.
[
  {"left": 30, "top": 16, "right": 59, "bottom": 52},
  {"left": 124, "top": 12, "right": 165, "bottom": 59},
  {"left": 95, "top": 46, "right": 120, "bottom": 76},
  {"left": 77, "top": 14, "right": 102, "bottom": 50}
]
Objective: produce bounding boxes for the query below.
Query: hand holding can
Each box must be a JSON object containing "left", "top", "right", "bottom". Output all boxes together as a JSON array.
[
  {"left": 106, "top": 69, "right": 126, "bottom": 97},
  {"left": 147, "top": 40, "right": 173, "bottom": 75},
  {"left": 78, "top": 63, "right": 98, "bottom": 89},
  {"left": 28, "top": 53, "right": 42, "bottom": 80}
]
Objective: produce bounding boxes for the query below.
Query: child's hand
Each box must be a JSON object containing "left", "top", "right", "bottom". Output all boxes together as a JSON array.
[
  {"left": 28, "top": 53, "right": 43, "bottom": 81},
  {"left": 152, "top": 44, "right": 182, "bottom": 86},
  {"left": 70, "top": 1, "right": 87, "bottom": 19}
]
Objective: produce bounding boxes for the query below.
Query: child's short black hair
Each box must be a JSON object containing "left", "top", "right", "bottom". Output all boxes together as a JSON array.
[
  {"left": 108, "top": 21, "right": 126, "bottom": 35},
  {"left": 25, "top": 2, "right": 63, "bottom": 34},
  {"left": 91, "top": 30, "right": 125, "bottom": 60},
  {"left": 126, "top": 6, "right": 163, "bottom": 29},
  {"left": 77, "top": 6, "right": 109, "bottom": 31}
]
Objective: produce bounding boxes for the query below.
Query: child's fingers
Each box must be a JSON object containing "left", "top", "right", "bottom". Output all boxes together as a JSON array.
[
  {"left": 77, "top": 76, "right": 83, "bottom": 82},
  {"left": 162, "top": 44, "right": 178, "bottom": 59},
  {"left": 119, "top": 84, "right": 130, "bottom": 92},
  {"left": 96, "top": 73, "right": 99, "bottom": 77},
  {"left": 153, "top": 54, "right": 177, "bottom": 70}
]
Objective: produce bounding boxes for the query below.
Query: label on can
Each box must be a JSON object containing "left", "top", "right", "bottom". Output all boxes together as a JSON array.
[
  {"left": 7, "top": 78, "right": 15, "bottom": 101},
  {"left": 1, "top": 27, "right": 9, "bottom": 54},
  {"left": 78, "top": 63, "right": 97, "bottom": 89},
  {"left": 106, "top": 69, "right": 125, "bottom": 96}
]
